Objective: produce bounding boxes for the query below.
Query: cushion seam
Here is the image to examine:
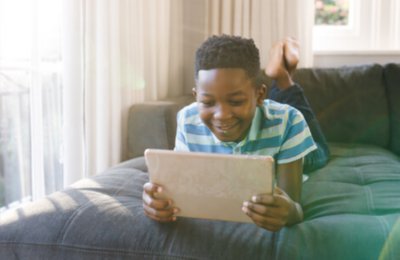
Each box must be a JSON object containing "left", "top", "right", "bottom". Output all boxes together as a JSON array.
[{"left": 0, "top": 242, "right": 201, "bottom": 259}]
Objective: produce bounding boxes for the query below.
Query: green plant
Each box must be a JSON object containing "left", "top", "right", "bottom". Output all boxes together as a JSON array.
[{"left": 315, "top": 0, "right": 349, "bottom": 25}]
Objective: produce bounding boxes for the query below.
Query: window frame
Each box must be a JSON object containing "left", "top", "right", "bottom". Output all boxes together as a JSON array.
[{"left": 313, "top": 0, "right": 400, "bottom": 52}]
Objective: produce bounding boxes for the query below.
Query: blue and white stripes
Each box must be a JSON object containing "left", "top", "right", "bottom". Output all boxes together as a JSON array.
[{"left": 175, "top": 99, "right": 317, "bottom": 165}]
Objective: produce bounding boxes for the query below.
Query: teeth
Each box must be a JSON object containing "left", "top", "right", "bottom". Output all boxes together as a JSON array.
[
  {"left": 217, "top": 124, "right": 234, "bottom": 130},
  {"left": 214, "top": 122, "right": 237, "bottom": 131}
]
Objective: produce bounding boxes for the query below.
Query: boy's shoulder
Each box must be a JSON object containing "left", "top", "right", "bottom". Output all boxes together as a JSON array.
[
  {"left": 180, "top": 101, "right": 197, "bottom": 111},
  {"left": 262, "top": 99, "right": 301, "bottom": 118},
  {"left": 179, "top": 102, "right": 198, "bottom": 117},
  {"left": 178, "top": 102, "right": 202, "bottom": 124}
]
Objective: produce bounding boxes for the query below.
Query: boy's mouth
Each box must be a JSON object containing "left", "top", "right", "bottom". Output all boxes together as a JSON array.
[{"left": 214, "top": 122, "right": 240, "bottom": 134}]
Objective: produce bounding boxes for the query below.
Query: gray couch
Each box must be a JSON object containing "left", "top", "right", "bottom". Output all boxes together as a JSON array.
[{"left": 1, "top": 64, "right": 400, "bottom": 259}]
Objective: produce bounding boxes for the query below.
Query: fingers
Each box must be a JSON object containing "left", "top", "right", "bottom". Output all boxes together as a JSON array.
[
  {"left": 143, "top": 202, "right": 178, "bottom": 222},
  {"left": 251, "top": 193, "right": 275, "bottom": 205},
  {"left": 243, "top": 197, "right": 289, "bottom": 217},
  {"left": 274, "top": 186, "right": 287, "bottom": 196},
  {"left": 242, "top": 204, "right": 285, "bottom": 232},
  {"left": 143, "top": 182, "right": 161, "bottom": 194},
  {"left": 143, "top": 182, "right": 170, "bottom": 208},
  {"left": 242, "top": 189, "right": 294, "bottom": 231},
  {"left": 250, "top": 188, "right": 292, "bottom": 209},
  {"left": 142, "top": 189, "right": 171, "bottom": 209},
  {"left": 142, "top": 182, "right": 179, "bottom": 222}
]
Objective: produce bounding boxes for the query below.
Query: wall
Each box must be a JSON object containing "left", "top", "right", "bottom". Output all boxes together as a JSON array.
[
  {"left": 314, "top": 51, "right": 400, "bottom": 68},
  {"left": 181, "top": 1, "right": 400, "bottom": 88},
  {"left": 182, "top": 0, "right": 207, "bottom": 95}
]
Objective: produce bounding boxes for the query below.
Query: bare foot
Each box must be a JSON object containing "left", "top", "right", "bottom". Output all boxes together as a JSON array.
[
  {"left": 283, "top": 37, "right": 299, "bottom": 75},
  {"left": 265, "top": 42, "right": 286, "bottom": 79},
  {"left": 264, "top": 41, "right": 293, "bottom": 89}
]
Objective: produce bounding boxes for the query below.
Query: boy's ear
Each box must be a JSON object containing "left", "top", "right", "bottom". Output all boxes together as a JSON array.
[
  {"left": 192, "top": 87, "right": 197, "bottom": 98},
  {"left": 256, "top": 84, "right": 267, "bottom": 105}
]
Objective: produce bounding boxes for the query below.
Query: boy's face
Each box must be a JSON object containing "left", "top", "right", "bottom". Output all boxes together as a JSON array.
[{"left": 194, "top": 68, "right": 265, "bottom": 142}]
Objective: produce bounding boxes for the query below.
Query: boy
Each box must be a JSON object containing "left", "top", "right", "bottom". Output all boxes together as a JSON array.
[{"left": 143, "top": 35, "right": 329, "bottom": 232}]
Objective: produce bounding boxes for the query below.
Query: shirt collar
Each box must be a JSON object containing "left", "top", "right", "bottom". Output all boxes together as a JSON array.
[
  {"left": 211, "top": 106, "right": 263, "bottom": 147},
  {"left": 248, "top": 106, "right": 262, "bottom": 141}
]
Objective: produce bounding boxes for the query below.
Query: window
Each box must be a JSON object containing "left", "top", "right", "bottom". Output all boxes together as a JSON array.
[
  {"left": 0, "top": 0, "right": 63, "bottom": 211},
  {"left": 313, "top": 0, "right": 400, "bottom": 51},
  {"left": 315, "top": 0, "right": 349, "bottom": 26}
]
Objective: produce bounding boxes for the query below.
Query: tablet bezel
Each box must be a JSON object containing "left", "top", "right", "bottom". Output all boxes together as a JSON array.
[{"left": 144, "top": 149, "right": 275, "bottom": 223}]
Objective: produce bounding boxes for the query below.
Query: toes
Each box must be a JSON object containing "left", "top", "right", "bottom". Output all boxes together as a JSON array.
[{"left": 283, "top": 38, "right": 300, "bottom": 73}]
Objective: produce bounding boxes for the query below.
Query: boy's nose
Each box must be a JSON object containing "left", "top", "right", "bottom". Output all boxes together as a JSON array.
[{"left": 214, "top": 104, "right": 232, "bottom": 120}]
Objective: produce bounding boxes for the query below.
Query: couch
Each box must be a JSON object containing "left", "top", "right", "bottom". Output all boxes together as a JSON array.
[{"left": 1, "top": 63, "right": 400, "bottom": 260}]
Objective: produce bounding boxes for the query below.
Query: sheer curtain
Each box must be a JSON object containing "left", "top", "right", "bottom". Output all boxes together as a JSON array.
[
  {"left": 62, "top": 0, "right": 184, "bottom": 186},
  {"left": 206, "top": 0, "right": 315, "bottom": 67},
  {"left": 0, "top": 0, "right": 63, "bottom": 206},
  {"left": 1, "top": 0, "right": 315, "bottom": 208}
]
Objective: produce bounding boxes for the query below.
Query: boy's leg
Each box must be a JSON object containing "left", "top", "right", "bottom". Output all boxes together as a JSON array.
[
  {"left": 269, "top": 84, "right": 330, "bottom": 173},
  {"left": 265, "top": 38, "right": 330, "bottom": 173}
]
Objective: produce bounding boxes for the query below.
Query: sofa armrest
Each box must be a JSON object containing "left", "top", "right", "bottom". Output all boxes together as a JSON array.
[
  {"left": 127, "top": 95, "right": 194, "bottom": 159},
  {"left": 110, "top": 157, "right": 147, "bottom": 172}
]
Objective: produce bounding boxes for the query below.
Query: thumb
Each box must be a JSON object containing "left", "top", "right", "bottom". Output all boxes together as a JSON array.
[{"left": 274, "top": 186, "right": 287, "bottom": 196}]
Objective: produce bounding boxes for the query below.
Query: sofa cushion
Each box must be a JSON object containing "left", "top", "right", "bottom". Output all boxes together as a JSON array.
[
  {"left": 303, "top": 143, "right": 400, "bottom": 218},
  {"left": 384, "top": 63, "right": 400, "bottom": 156},
  {"left": 0, "top": 167, "right": 275, "bottom": 259},
  {"left": 293, "top": 64, "right": 390, "bottom": 149},
  {"left": 279, "top": 143, "right": 400, "bottom": 259},
  {"left": 1, "top": 144, "right": 400, "bottom": 259}
]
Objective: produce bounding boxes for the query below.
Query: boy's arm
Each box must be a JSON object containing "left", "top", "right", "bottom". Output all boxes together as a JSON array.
[
  {"left": 268, "top": 83, "right": 330, "bottom": 173},
  {"left": 242, "top": 158, "right": 304, "bottom": 231},
  {"left": 264, "top": 37, "right": 329, "bottom": 172},
  {"left": 276, "top": 158, "right": 304, "bottom": 224}
]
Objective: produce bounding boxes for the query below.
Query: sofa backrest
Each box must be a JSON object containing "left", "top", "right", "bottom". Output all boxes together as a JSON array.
[
  {"left": 292, "top": 64, "right": 391, "bottom": 150},
  {"left": 127, "top": 64, "right": 400, "bottom": 159},
  {"left": 127, "top": 96, "right": 194, "bottom": 158},
  {"left": 383, "top": 63, "right": 400, "bottom": 156}
]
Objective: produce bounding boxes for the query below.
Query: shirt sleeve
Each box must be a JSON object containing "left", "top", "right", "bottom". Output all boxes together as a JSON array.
[
  {"left": 174, "top": 109, "right": 190, "bottom": 152},
  {"left": 276, "top": 108, "right": 317, "bottom": 164}
]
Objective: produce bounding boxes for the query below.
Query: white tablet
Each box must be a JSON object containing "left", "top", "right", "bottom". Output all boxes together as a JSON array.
[{"left": 144, "top": 149, "right": 275, "bottom": 223}]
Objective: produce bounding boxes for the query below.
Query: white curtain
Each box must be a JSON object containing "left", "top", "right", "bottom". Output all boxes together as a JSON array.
[
  {"left": 1, "top": 0, "right": 315, "bottom": 205},
  {"left": 1, "top": 0, "right": 63, "bottom": 204},
  {"left": 206, "top": 0, "right": 315, "bottom": 67},
  {"left": 62, "top": 0, "right": 184, "bottom": 186}
]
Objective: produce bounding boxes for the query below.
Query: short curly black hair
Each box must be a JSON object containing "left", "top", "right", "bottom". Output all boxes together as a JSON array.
[{"left": 195, "top": 35, "right": 260, "bottom": 81}]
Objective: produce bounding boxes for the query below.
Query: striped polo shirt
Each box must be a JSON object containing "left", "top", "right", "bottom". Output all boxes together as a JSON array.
[{"left": 174, "top": 99, "right": 317, "bottom": 164}]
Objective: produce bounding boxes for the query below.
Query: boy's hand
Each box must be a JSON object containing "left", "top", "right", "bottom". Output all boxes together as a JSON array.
[
  {"left": 242, "top": 186, "right": 303, "bottom": 232},
  {"left": 142, "top": 182, "right": 179, "bottom": 222}
]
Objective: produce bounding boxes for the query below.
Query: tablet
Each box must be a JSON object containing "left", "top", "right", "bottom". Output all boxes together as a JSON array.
[{"left": 144, "top": 149, "right": 275, "bottom": 223}]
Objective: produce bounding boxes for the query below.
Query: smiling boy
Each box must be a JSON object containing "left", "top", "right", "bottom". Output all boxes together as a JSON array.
[{"left": 143, "top": 35, "right": 328, "bottom": 232}]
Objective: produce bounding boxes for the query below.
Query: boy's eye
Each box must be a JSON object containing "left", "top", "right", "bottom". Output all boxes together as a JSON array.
[
  {"left": 200, "top": 100, "right": 214, "bottom": 107},
  {"left": 229, "top": 100, "right": 245, "bottom": 106}
]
